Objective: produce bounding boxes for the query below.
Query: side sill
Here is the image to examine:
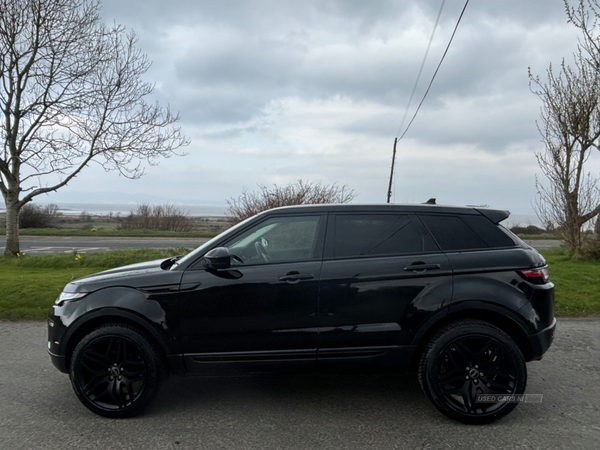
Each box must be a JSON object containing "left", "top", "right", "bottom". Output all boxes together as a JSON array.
[
  {"left": 317, "top": 345, "right": 417, "bottom": 369},
  {"left": 184, "top": 349, "right": 317, "bottom": 373}
]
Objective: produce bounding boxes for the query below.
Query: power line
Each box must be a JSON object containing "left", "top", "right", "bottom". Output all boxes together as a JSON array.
[
  {"left": 395, "top": 0, "right": 446, "bottom": 138},
  {"left": 397, "top": 0, "right": 470, "bottom": 141},
  {"left": 387, "top": 0, "right": 470, "bottom": 203}
]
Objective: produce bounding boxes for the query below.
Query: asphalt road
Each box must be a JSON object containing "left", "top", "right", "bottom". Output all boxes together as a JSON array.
[
  {"left": 522, "top": 239, "right": 562, "bottom": 249},
  {"left": 0, "top": 319, "right": 598, "bottom": 449},
  {"left": 1, "top": 236, "right": 561, "bottom": 254},
  {"left": 0, "top": 236, "right": 211, "bottom": 254}
]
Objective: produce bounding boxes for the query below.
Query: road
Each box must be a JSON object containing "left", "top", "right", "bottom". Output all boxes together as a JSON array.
[
  {"left": 1, "top": 236, "right": 561, "bottom": 254},
  {"left": 522, "top": 239, "right": 563, "bottom": 249},
  {"left": 0, "top": 235, "right": 211, "bottom": 254},
  {"left": 0, "top": 318, "right": 598, "bottom": 449}
]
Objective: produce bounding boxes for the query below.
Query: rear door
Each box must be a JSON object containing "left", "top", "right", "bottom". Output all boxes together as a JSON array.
[{"left": 317, "top": 212, "right": 452, "bottom": 365}]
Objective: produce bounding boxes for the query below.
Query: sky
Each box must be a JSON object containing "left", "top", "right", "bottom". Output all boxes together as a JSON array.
[{"left": 30, "top": 0, "right": 600, "bottom": 218}]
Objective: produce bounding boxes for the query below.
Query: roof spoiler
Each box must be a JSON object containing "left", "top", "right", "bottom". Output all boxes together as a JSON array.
[{"left": 474, "top": 208, "right": 510, "bottom": 224}]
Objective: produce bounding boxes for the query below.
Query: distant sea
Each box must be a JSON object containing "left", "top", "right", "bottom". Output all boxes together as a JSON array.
[{"left": 0, "top": 202, "right": 542, "bottom": 225}]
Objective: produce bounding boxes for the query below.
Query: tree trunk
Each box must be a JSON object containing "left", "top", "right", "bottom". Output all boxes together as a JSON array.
[
  {"left": 4, "top": 200, "right": 20, "bottom": 255},
  {"left": 593, "top": 217, "right": 600, "bottom": 249}
]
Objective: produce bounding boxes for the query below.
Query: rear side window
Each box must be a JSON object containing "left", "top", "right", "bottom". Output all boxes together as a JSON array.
[
  {"left": 419, "top": 215, "right": 487, "bottom": 251},
  {"left": 461, "top": 215, "right": 517, "bottom": 248},
  {"left": 419, "top": 214, "right": 516, "bottom": 251},
  {"left": 330, "top": 214, "right": 437, "bottom": 258}
]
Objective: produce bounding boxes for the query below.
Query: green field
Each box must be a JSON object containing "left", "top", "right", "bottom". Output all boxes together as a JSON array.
[
  {"left": 0, "top": 249, "right": 189, "bottom": 320},
  {"left": 541, "top": 247, "right": 600, "bottom": 316},
  {"left": 0, "top": 247, "right": 597, "bottom": 321}
]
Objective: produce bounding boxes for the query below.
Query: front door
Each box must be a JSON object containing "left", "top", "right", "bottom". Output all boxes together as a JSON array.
[{"left": 178, "top": 214, "right": 326, "bottom": 371}]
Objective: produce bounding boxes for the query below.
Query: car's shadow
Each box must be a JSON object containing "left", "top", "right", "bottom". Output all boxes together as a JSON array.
[{"left": 149, "top": 369, "right": 435, "bottom": 419}]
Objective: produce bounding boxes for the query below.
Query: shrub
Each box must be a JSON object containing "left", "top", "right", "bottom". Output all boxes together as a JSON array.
[
  {"left": 509, "top": 225, "right": 548, "bottom": 235},
  {"left": 18, "top": 203, "right": 60, "bottom": 228},
  {"left": 226, "top": 180, "right": 357, "bottom": 225},
  {"left": 118, "top": 203, "right": 194, "bottom": 232}
]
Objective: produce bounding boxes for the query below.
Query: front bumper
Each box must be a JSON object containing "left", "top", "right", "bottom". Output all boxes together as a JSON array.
[
  {"left": 528, "top": 317, "right": 557, "bottom": 360},
  {"left": 47, "top": 314, "right": 70, "bottom": 373},
  {"left": 48, "top": 349, "right": 68, "bottom": 373}
]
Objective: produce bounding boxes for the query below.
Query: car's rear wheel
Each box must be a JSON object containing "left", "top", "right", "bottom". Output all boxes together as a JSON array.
[
  {"left": 70, "top": 323, "right": 166, "bottom": 418},
  {"left": 418, "top": 320, "right": 527, "bottom": 424}
]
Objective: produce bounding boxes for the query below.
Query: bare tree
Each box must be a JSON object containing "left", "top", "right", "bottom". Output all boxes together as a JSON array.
[
  {"left": 0, "top": 0, "right": 188, "bottom": 254},
  {"left": 226, "top": 180, "right": 357, "bottom": 225},
  {"left": 566, "top": 0, "right": 600, "bottom": 250},
  {"left": 566, "top": 0, "right": 600, "bottom": 67},
  {"left": 118, "top": 203, "right": 194, "bottom": 232},
  {"left": 529, "top": 52, "right": 600, "bottom": 257}
]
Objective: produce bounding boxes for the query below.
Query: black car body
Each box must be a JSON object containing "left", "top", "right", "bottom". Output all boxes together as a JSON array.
[{"left": 48, "top": 204, "right": 556, "bottom": 423}]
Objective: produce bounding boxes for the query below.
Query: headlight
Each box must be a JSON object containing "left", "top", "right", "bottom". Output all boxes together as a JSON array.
[{"left": 54, "top": 291, "right": 88, "bottom": 306}]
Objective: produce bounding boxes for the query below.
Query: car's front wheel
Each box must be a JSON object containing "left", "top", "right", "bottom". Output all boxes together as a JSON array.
[
  {"left": 70, "top": 323, "right": 166, "bottom": 418},
  {"left": 418, "top": 320, "right": 527, "bottom": 424}
]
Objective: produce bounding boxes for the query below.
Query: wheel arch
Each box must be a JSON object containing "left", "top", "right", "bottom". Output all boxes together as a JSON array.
[
  {"left": 410, "top": 303, "right": 534, "bottom": 367},
  {"left": 62, "top": 308, "right": 181, "bottom": 374}
]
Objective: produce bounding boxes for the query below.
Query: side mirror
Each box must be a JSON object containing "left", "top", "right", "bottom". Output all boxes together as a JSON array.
[{"left": 202, "top": 247, "right": 231, "bottom": 270}]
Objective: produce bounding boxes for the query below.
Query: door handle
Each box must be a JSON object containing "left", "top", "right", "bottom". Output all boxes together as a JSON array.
[
  {"left": 403, "top": 263, "right": 441, "bottom": 273},
  {"left": 278, "top": 273, "right": 314, "bottom": 282}
]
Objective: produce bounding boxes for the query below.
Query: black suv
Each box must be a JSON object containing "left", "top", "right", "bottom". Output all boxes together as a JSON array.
[{"left": 48, "top": 204, "right": 555, "bottom": 424}]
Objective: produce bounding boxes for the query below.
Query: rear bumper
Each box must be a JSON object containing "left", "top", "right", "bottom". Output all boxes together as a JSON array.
[{"left": 528, "top": 317, "right": 556, "bottom": 360}]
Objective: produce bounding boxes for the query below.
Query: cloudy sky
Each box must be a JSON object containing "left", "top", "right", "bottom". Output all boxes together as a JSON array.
[{"left": 38, "top": 0, "right": 600, "bottom": 218}]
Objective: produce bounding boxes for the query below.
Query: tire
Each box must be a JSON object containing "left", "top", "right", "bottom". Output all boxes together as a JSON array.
[
  {"left": 69, "top": 323, "right": 166, "bottom": 418},
  {"left": 418, "top": 320, "right": 527, "bottom": 425}
]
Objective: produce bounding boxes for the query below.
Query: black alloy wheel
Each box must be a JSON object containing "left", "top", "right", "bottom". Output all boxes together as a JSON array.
[
  {"left": 419, "top": 320, "right": 527, "bottom": 424},
  {"left": 70, "top": 323, "right": 165, "bottom": 418}
]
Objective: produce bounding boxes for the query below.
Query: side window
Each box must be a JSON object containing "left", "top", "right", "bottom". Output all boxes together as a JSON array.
[
  {"left": 331, "top": 214, "right": 437, "bottom": 258},
  {"left": 461, "top": 215, "right": 517, "bottom": 248},
  {"left": 419, "top": 215, "right": 488, "bottom": 251},
  {"left": 224, "top": 215, "right": 321, "bottom": 265}
]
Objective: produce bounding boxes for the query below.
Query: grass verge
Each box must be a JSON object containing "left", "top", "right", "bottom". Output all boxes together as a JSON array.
[
  {"left": 0, "top": 247, "right": 597, "bottom": 321},
  {"left": 540, "top": 247, "right": 600, "bottom": 316},
  {"left": 0, "top": 248, "right": 190, "bottom": 321}
]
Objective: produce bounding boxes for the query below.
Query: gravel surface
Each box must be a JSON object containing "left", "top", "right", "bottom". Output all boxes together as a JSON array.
[{"left": 0, "top": 318, "right": 598, "bottom": 449}]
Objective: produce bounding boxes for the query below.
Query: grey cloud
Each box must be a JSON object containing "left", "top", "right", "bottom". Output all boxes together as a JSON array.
[
  {"left": 161, "top": 0, "right": 571, "bottom": 129},
  {"left": 97, "top": 0, "right": 578, "bottom": 174}
]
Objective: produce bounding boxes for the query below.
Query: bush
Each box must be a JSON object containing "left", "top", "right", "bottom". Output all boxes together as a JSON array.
[
  {"left": 509, "top": 225, "right": 548, "bottom": 235},
  {"left": 226, "top": 180, "right": 357, "bottom": 225},
  {"left": 18, "top": 203, "right": 59, "bottom": 228},
  {"left": 118, "top": 203, "right": 195, "bottom": 232}
]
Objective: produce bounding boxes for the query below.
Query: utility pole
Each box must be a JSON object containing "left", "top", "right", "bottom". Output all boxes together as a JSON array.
[{"left": 386, "top": 137, "right": 398, "bottom": 203}]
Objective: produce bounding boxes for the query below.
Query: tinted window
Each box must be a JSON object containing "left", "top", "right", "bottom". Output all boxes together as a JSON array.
[
  {"left": 461, "top": 215, "right": 516, "bottom": 248},
  {"left": 419, "top": 215, "right": 488, "bottom": 251},
  {"left": 225, "top": 215, "right": 321, "bottom": 264},
  {"left": 332, "top": 214, "right": 437, "bottom": 258}
]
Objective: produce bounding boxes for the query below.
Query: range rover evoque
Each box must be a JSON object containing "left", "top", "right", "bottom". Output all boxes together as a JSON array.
[{"left": 48, "top": 203, "right": 556, "bottom": 424}]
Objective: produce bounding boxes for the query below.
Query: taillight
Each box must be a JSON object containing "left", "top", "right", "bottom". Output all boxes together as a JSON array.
[{"left": 519, "top": 266, "right": 549, "bottom": 284}]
